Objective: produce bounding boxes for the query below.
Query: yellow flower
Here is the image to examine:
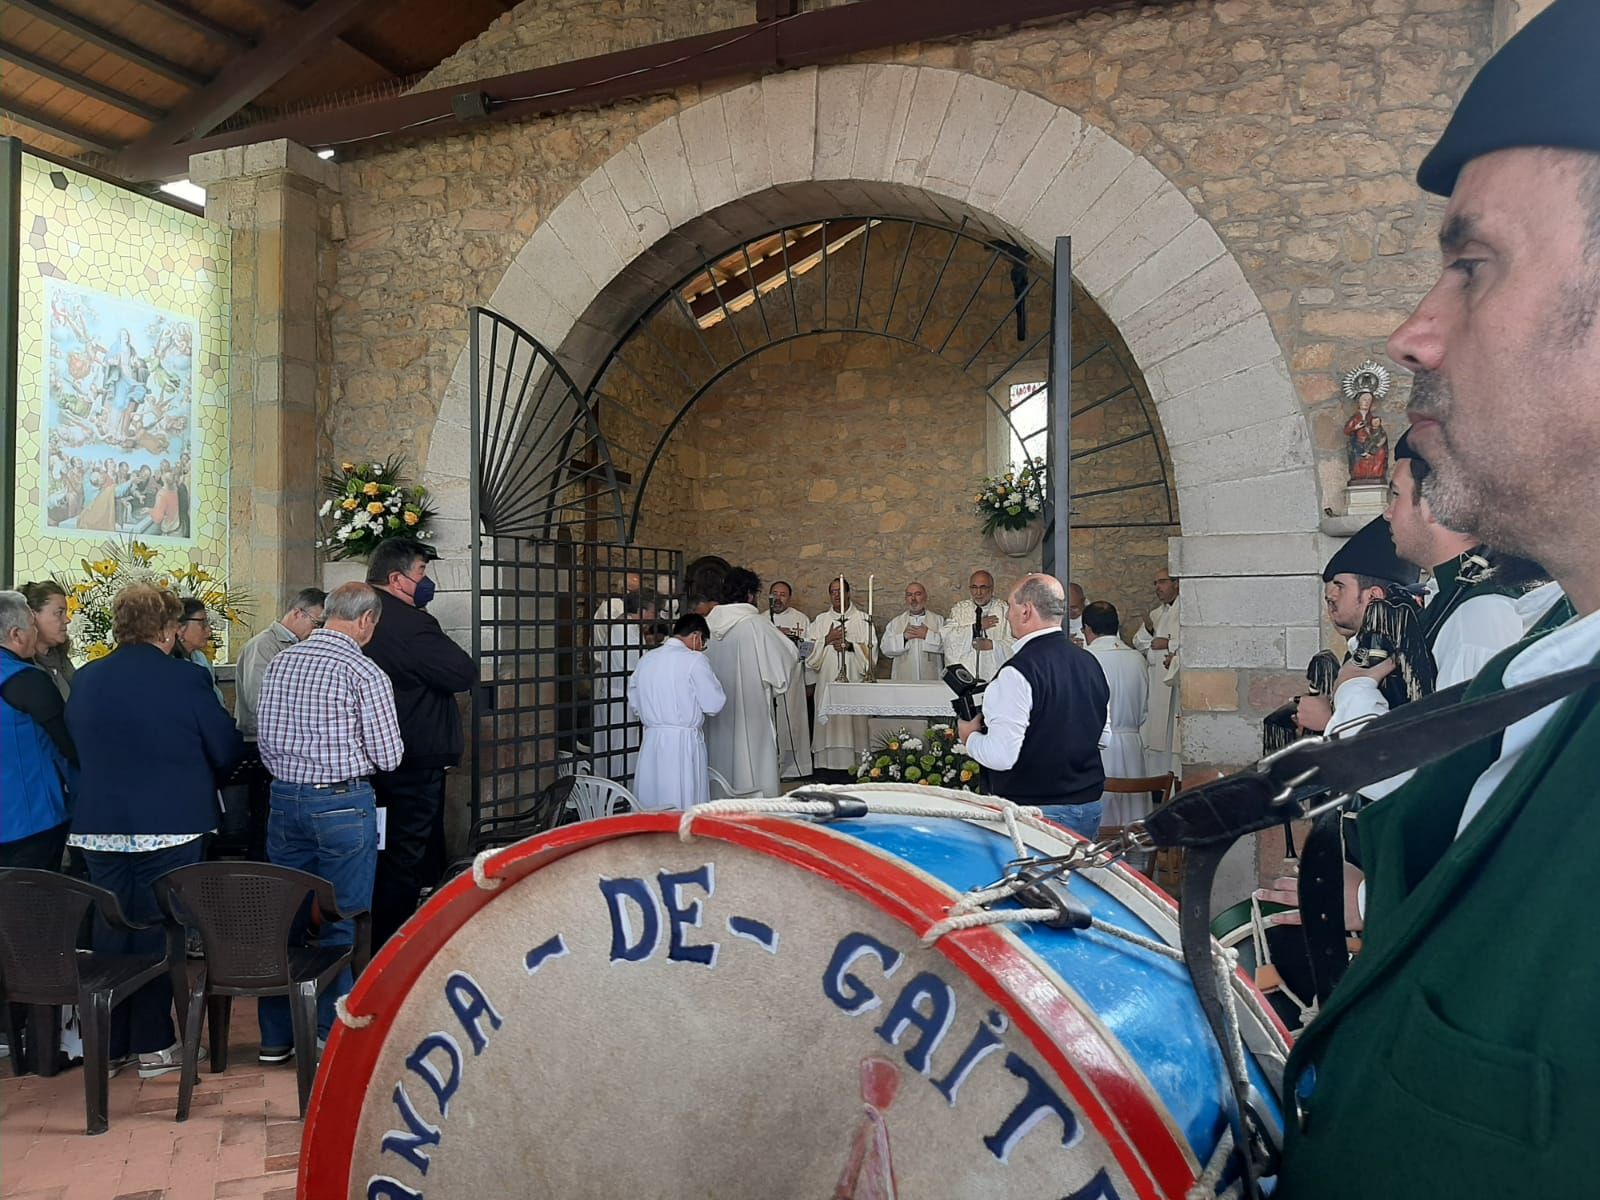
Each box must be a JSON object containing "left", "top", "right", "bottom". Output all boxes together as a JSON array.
[
  {"left": 85, "top": 643, "right": 112, "bottom": 662},
  {"left": 362, "top": 482, "right": 381, "bottom": 496},
  {"left": 65, "top": 596, "right": 81, "bottom": 615},
  {"left": 342, "top": 498, "right": 358, "bottom": 511},
  {"left": 869, "top": 768, "right": 882, "bottom": 779},
  {"left": 403, "top": 511, "right": 420, "bottom": 525},
  {"left": 341, "top": 461, "right": 355, "bottom": 472},
  {"left": 367, "top": 501, "right": 385, "bottom": 515}
]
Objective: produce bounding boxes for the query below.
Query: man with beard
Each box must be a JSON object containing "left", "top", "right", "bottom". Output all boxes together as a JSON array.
[
  {"left": 1278, "top": 3, "right": 1600, "bottom": 1194},
  {"left": 1323, "top": 431, "right": 1565, "bottom": 800}
]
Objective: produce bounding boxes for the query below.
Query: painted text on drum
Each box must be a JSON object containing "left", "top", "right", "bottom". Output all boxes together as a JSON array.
[{"left": 364, "top": 862, "right": 1102, "bottom": 1199}]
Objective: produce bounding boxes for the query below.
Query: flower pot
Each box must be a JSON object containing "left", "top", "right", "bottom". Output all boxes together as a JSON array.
[{"left": 991, "top": 521, "right": 1044, "bottom": 557}]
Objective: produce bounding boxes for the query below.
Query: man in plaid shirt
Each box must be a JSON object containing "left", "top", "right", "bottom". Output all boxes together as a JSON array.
[{"left": 254, "top": 581, "right": 402, "bottom": 1064}]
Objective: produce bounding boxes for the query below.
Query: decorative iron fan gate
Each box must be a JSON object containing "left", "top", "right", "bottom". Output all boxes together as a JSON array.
[{"left": 469, "top": 307, "right": 680, "bottom": 825}]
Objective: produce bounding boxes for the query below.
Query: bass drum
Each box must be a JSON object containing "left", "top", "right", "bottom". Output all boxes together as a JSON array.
[{"left": 302, "top": 790, "right": 1288, "bottom": 1199}]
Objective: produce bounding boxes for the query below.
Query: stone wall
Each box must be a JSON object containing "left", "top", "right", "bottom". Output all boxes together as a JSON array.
[
  {"left": 293, "top": 0, "right": 1498, "bottom": 777},
  {"left": 639, "top": 330, "right": 1173, "bottom": 638},
  {"left": 322, "top": 0, "right": 1493, "bottom": 504}
]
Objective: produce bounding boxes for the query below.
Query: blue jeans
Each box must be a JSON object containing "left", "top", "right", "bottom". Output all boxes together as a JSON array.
[
  {"left": 1038, "top": 800, "right": 1104, "bottom": 842},
  {"left": 257, "top": 781, "right": 377, "bottom": 1046}
]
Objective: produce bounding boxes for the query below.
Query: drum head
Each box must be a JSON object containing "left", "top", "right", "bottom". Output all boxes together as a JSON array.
[{"left": 303, "top": 813, "right": 1206, "bottom": 1199}]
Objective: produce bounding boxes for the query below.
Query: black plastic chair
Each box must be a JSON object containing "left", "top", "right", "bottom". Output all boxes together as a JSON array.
[
  {"left": 442, "top": 775, "right": 579, "bottom": 882},
  {"left": 153, "top": 862, "right": 371, "bottom": 1120},
  {"left": 0, "top": 868, "right": 185, "bottom": 1134}
]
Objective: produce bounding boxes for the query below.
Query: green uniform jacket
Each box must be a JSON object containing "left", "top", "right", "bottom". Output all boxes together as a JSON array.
[{"left": 1278, "top": 633, "right": 1600, "bottom": 1197}]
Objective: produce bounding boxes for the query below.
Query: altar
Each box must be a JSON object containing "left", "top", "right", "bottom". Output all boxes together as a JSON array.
[{"left": 817, "top": 681, "right": 956, "bottom": 725}]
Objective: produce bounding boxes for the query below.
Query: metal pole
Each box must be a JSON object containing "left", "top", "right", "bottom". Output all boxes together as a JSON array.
[
  {"left": 0, "top": 139, "right": 21, "bottom": 589},
  {"left": 1045, "top": 235, "right": 1072, "bottom": 582}
]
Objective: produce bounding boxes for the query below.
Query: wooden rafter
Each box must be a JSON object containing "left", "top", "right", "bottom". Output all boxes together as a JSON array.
[
  {"left": 244, "top": 0, "right": 403, "bottom": 78},
  {"left": 113, "top": 0, "right": 392, "bottom": 176},
  {"left": 130, "top": 0, "right": 255, "bottom": 50},
  {"left": 0, "top": 41, "right": 166, "bottom": 122},
  {"left": 6, "top": 0, "right": 207, "bottom": 89},
  {"left": 0, "top": 102, "right": 118, "bottom": 156}
]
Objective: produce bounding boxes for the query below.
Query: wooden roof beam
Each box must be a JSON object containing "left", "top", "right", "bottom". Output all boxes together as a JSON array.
[
  {"left": 244, "top": 0, "right": 403, "bottom": 78},
  {"left": 0, "top": 101, "right": 118, "bottom": 156},
  {"left": 0, "top": 41, "right": 166, "bottom": 122},
  {"left": 123, "top": 0, "right": 1163, "bottom": 180},
  {"left": 113, "top": 0, "right": 391, "bottom": 176},
  {"left": 6, "top": 0, "right": 207, "bottom": 89},
  {"left": 130, "top": 0, "right": 255, "bottom": 51}
]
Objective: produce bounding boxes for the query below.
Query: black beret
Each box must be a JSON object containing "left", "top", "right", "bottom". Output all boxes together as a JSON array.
[
  {"left": 1323, "top": 516, "right": 1420, "bottom": 588},
  {"left": 1418, "top": 0, "right": 1600, "bottom": 196}
]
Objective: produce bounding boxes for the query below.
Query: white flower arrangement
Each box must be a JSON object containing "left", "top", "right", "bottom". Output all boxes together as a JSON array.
[{"left": 973, "top": 465, "right": 1045, "bottom": 534}]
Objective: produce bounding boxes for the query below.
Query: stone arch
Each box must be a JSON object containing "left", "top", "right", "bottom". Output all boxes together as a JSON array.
[{"left": 427, "top": 64, "right": 1326, "bottom": 767}]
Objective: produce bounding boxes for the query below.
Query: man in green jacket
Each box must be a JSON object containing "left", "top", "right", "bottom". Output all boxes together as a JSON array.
[{"left": 1277, "top": 1, "right": 1600, "bottom": 1194}]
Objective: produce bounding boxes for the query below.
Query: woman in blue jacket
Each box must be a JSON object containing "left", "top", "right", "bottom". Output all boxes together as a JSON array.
[
  {"left": 0, "top": 591, "right": 74, "bottom": 869},
  {"left": 66, "top": 583, "right": 243, "bottom": 1078}
]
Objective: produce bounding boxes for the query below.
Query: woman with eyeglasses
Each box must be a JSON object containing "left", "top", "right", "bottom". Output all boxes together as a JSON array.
[{"left": 172, "top": 597, "right": 224, "bottom": 706}]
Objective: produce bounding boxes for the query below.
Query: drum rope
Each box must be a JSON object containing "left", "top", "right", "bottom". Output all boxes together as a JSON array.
[
  {"left": 1187, "top": 1128, "right": 1235, "bottom": 1199},
  {"left": 334, "top": 994, "right": 374, "bottom": 1030},
  {"left": 677, "top": 786, "right": 1058, "bottom": 849},
  {"left": 471, "top": 846, "right": 506, "bottom": 891}
]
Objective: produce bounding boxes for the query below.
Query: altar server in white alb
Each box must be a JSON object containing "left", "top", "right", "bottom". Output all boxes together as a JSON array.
[
  {"left": 627, "top": 614, "right": 726, "bottom": 812},
  {"left": 805, "top": 577, "right": 878, "bottom": 773},
  {"left": 879, "top": 582, "right": 944, "bottom": 682},
  {"left": 704, "top": 568, "right": 799, "bottom": 798},
  {"left": 943, "top": 570, "right": 1014, "bottom": 681},
  {"left": 1082, "top": 601, "right": 1151, "bottom": 826},
  {"left": 1132, "top": 569, "right": 1180, "bottom": 775},
  {"left": 766, "top": 580, "right": 813, "bottom": 778}
]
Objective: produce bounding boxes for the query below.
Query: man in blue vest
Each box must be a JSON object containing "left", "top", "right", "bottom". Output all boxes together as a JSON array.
[
  {"left": 956, "top": 574, "right": 1109, "bottom": 840},
  {"left": 1278, "top": 1, "right": 1600, "bottom": 1193}
]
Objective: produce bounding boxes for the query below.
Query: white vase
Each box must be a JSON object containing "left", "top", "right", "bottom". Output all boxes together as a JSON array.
[{"left": 991, "top": 522, "right": 1044, "bottom": 557}]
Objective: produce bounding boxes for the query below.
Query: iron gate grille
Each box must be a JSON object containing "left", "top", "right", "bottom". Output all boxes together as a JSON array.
[{"left": 471, "top": 534, "right": 681, "bottom": 826}]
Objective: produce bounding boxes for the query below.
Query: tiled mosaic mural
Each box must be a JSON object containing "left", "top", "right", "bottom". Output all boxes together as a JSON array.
[{"left": 13, "top": 155, "right": 231, "bottom": 609}]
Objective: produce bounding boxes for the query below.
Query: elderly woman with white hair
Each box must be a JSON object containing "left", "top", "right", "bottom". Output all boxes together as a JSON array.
[{"left": 0, "top": 590, "right": 76, "bottom": 869}]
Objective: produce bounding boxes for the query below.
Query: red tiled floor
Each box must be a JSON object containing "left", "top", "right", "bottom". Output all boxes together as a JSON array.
[{"left": 0, "top": 999, "right": 305, "bottom": 1199}]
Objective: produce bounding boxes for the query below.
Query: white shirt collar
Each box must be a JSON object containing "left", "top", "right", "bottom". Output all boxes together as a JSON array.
[{"left": 1012, "top": 626, "right": 1062, "bottom": 651}]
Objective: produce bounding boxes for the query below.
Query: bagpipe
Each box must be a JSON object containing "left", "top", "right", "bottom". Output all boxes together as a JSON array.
[{"left": 1262, "top": 583, "right": 1435, "bottom": 756}]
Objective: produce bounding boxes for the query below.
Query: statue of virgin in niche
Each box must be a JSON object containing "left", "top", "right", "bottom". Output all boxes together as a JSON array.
[{"left": 1341, "top": 361, "right": 1393, "bottom": 484}]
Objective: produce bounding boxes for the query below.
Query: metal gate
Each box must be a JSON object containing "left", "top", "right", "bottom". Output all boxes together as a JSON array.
[{"left": 469, "top": 306, "right": 680, "bottom": 825}]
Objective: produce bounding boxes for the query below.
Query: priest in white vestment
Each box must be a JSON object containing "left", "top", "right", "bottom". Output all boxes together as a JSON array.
[
  {"left": 1083, "top": 601, "right": 1151, "bottom": 826},
  {"left": 805, "top": 577, "right": 878, "bottom": 773},
  {"left": 591, "top": 571, "right": 642, "bottom": 648},
  {"left": 879, "top": 582, "right": 945, "bottom": 681},
  {"left": 766, "top": 580, "right": 813, "bottom": 778},
  {"left": 704, "top": 568, "right": 799, "bottom": 798},
  {"left": 592, "top": 595, "right": 652, "bottom": 780},
  {"left": 1132, "top": 569, "right": 1181, "bottom": 775},
  {"left": 943, "top": 570, "right": 1015, "bottom": 681},
  {"left": 628, "top": 614, "right": 726, "bottom": 812}
]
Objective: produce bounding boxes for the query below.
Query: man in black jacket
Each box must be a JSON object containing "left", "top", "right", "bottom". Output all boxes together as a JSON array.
[
  {"left": 364, "top": 539, "right": 476, "bottom": 945},
  {"left": 956, "top": 574, "right": 1110, "bottom": 840}
]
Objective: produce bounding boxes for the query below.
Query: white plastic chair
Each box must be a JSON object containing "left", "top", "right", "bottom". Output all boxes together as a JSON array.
[
  {"left": 568, "top": 776, "right": 638, "bottom": 821},
  {"left": 707, "top": 767, "right": 735, "bottom": 800}
]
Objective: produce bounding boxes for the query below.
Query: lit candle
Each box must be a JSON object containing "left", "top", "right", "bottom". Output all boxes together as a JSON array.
[{"left": 867, "top": 574, "right": 874, "bottom": 620}]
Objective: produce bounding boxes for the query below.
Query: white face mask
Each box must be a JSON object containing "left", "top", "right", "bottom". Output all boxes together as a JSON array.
[{"left": 1069, "top": 616, "right": 1083, "bottom": 638}]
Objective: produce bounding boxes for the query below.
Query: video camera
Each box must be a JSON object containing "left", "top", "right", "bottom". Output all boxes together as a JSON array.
[{"left": 943, "top": 663, "right": 988, "bottom": 723}]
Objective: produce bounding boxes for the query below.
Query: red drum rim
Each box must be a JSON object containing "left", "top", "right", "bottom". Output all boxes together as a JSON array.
[{"left": 302, "top": 812, "right": 1235, "bottom": 1199}]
